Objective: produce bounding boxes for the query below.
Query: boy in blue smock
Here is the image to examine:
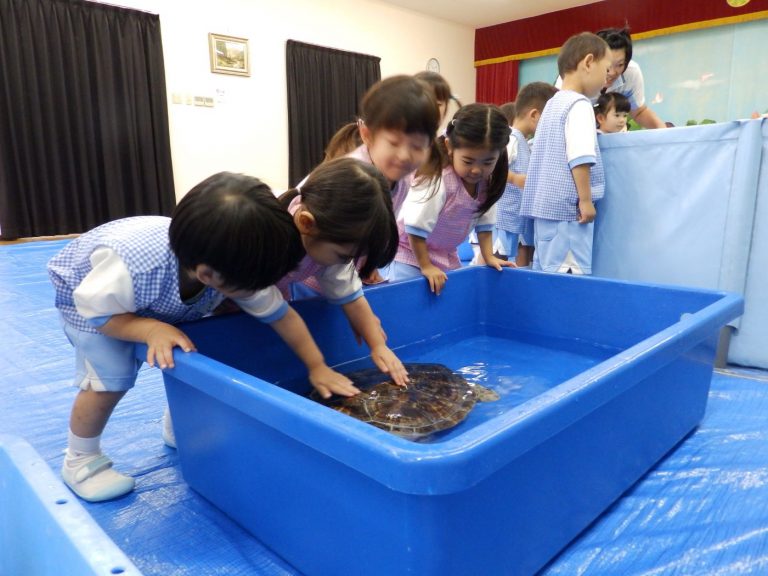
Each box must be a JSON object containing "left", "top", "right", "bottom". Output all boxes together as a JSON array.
[
  {"left": 495, "top": 82, "right": 558, "bottom": 267},
  {"left": 48, "top": 172, "right": 360, "bottom": 502},
  {"left": 520, "top": 32, "right": 611, "bottom": 275}
]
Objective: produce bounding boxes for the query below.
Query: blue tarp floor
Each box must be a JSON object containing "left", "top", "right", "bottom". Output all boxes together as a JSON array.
[{"left": 1, "top": 239, "right": 767, "bottom": 575}]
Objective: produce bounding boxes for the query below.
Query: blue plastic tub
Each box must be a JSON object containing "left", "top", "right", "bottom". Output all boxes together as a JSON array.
[
  {"left": 0, "top": 435, "right": 142, "bottom": 576},
  {"left": 155, "top": 268, "right": 743, "bottom": 576}
]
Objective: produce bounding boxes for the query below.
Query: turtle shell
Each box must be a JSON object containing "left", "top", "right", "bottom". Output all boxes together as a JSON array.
[{"left": 310, "top": 363, "right": 499, "bottom": 440}]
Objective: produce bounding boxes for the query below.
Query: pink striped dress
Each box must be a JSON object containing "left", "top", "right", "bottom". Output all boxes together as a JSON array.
[{"left": 394, "top": 167, "right": 497, "bottom": 271}]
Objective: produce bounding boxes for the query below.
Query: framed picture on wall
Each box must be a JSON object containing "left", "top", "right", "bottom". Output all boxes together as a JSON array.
[{"left": 209, "top": 33, "right": 250, "bottom": 76}]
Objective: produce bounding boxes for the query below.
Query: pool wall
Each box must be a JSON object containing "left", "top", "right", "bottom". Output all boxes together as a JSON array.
[
  {"left": 0, "top": 435, "right": 142, "bottom": 576},
  {"left": 155, "top": 268, "right": 743, "bottom": 575}
]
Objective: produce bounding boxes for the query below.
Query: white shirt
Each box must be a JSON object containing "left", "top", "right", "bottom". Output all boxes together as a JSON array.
[
  {"left": 506, "top": 129, "right": 519, "bottom": 165},
  {"left": 73, "top": 247, "right": 285, "bottom": 323},
  {"left": 565, "top": 99, "right": 599, "bottom": 167}
]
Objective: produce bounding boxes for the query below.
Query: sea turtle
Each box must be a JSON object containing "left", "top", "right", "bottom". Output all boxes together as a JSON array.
[{"left": 310, "top": 363, "right": 500, "bottom": 440}]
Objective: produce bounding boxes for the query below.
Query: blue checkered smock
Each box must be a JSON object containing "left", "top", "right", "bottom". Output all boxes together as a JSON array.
[
  {"left": 496, "top": 127, "right": 531, "bottom": 234},
  {"left": 48, "top": 216, "right": 223, "bottom": 333},
  {"left": 520, "top": 90, "right": 604, "bottom": 221}
]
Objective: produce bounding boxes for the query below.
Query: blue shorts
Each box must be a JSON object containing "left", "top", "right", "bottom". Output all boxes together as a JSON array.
[
  {"left": 388, "top": 261, "right": 423, "bottom": 283},
  {"left": 63, "top": 322, "right": 142, "bottom": 392},
  {"left": 520, "top": 218, "right": 534, "bottom": 247},
  {"left": 494, "top": 229, "right": 519, "bottom": 258},
  {"left": 532, "top": 219, "right": 594, "bottom": 274},
  {"left": 374, "top": 263, "right": 393, "bottom": 283}
]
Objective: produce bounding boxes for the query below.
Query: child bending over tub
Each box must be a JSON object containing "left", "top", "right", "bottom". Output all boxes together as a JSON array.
[
  {"left": 276, "top": 157, "right": 409, "bottom": 388},
  {"left": 48, "top": 172, "right": 360, "bottom": 503},
  {"left": 389, "top": 103, "right": 516, "bottom": 295}
]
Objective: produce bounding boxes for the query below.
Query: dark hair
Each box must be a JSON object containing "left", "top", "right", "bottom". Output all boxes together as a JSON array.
[
  {"left": 594, "top": 92, "right": 631, "bottom": 117},
  {"left": 499, "top": 102, "right": 516, "bottom": 123},
  {"left": 331, "top": 75, "right": 441, "bottom": 157},
  {"left": 169, "top": 172, "right": 304, "bottom": 291},
  {"left": 596, "top": 27, "right": 633, "bottom": 70},
  {"left": 514, "top": 82, "right": 558, "bottom": 119},
  {"left": 417, "top": 103, "right": 510, "bottom": 215},
  {"left": 323, "top": 123, "right": 362, "bottom": 162},
  {"left": 278, "top": 158, "right": 398, "bottom": 277},
  {"left": 414, "top": 71, "right": 463, "bottom": 109},
  {"left": 557, "top": 32, "right": 609, "bottom": 78}
]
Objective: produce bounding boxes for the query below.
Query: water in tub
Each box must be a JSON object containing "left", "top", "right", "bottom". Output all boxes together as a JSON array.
[{"left": 301, "top": 329, "right": 618, "bottom": 443}]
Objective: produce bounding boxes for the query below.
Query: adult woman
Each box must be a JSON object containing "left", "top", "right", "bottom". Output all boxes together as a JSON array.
[{"left": 595, "top": 27, "right": 666, "bottom": 129}]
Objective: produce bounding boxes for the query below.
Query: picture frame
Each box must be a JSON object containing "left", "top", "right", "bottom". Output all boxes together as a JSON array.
[{"left": 209, "top": 33, "right": 250, "bottom": 77}]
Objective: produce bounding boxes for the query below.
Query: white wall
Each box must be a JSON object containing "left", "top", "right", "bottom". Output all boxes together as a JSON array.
[{"left": 95, "top": 0, "right": 475, "bottom": 198}]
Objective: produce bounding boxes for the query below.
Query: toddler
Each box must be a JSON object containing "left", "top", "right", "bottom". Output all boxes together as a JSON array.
[{"left": 48, "top": 173, "right": 358, "bottom": 502}]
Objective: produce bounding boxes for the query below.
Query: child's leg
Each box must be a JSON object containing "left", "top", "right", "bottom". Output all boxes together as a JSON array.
[
  {"left": 532, "top": 219, "right": 570, "bottom": 272},
  {"left": 494, "top": 229, "right": 518, "bottom": 262},
  {"left": 61, "top": 326, "right": 140, "bottom": 502},
  {"left": 69, "top": 388, "right": 125, "bottom": 438},
  {"left": 517, "top": 221, "right": 535, "bottom": 267},
  {"left": 63, "top": 389, "right": 135, "bottom": 502},
  {"left": 516, "top": 244, "right": 533, "bottom": 267}
]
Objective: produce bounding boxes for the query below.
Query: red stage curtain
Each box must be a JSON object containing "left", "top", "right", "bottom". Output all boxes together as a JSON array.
[
  {"left": 475, "top": 0, "right": 768, "bottom": 64},
  {"left": 476, "top": 60, "right": 519, "bottom": 106}
]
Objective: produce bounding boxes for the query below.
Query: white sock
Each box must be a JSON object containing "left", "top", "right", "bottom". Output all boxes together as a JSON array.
[
  {"left": 67, "top": 430, "right": 101, "bottom": 459},
  {"left": 162, "top": 407, "right": 176, "bottom": 448}
]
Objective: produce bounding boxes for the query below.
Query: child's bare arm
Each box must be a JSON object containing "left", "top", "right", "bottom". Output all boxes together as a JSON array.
[
  {"left": 408, "top": 233, "right": 447, "bottom": 295},
  {"left": 631, "top": 105, "right": 666, "bottom": 129},
  {"left": 572, "top": 164, "right": 596, "bottom": 224},
  {"left": 506, "top": 171, "right": 526, "bottom": 188},
  {"left": 98, "top": 313, "right": 195, "bottom": 370},
  {"left": 342, "top": 297, "right": 409, "bottom": 387},
  {"left": 270, "top": 306, "right": 359, "bottom": 398}
]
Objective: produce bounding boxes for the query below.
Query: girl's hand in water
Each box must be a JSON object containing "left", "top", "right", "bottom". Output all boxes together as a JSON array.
[
  {"left": 370, "top": 345, "right": 409, "bottom": 387},
  {"left": 309, "top": 364, "right": 360, "bottom": 399}
]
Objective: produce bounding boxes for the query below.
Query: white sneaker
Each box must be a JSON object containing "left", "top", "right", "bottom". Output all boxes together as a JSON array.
[
  {"left": 61, "top": 453, "right": 135, "bottom": 502},
  {"left": 162, "top": 407, "right": 176, "bottom": 449}
]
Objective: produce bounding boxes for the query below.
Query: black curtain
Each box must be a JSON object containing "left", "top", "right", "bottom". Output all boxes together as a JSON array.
[
  {"left": 0, "top": 0, "right": 175, "bottom": 239},
  {"left": 286, "top": 40, "right": 380, "bottom": 187}
]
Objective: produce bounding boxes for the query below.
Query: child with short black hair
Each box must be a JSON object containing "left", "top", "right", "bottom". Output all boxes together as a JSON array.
[
  {"left": 594, "top": 91, "right": 630, "bottom": 133},
  {"left": 496, "top": 82, "right": 558, "bottom": 267},
  {"left": 520, "top": 32, "right": 611, "bottom": 275},
  {"left": 499, "top": 101, "right": 516, "bottom": 123},
  {"left": 49, "top": 172, "right": 359, "bottom": 502}
]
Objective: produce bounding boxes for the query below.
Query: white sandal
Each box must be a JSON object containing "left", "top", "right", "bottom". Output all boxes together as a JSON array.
[
  {"left": 162, "top": 407, "right": 176, "bottom": 449},
  {"left": 61, "top": 453, "right": 135, "bottom": 502}
]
